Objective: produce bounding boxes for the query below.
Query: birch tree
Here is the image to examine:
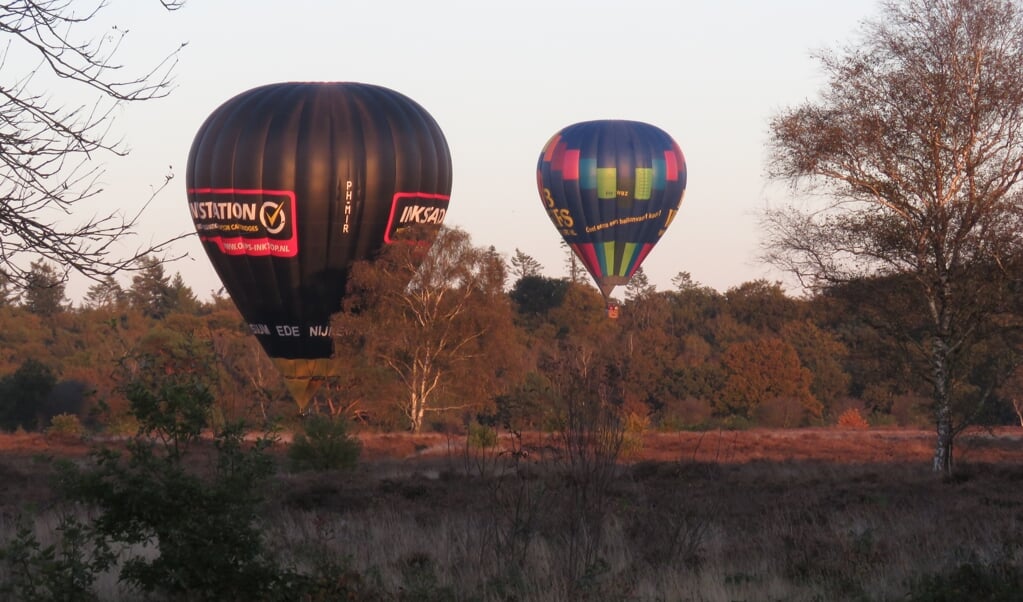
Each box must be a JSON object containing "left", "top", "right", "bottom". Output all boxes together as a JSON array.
[
  {"left": 338, "top": 226, "right": 518, "bottom": 433},
  {"left": 763, "top": 0, "right": 1023, "bottom": 474}
]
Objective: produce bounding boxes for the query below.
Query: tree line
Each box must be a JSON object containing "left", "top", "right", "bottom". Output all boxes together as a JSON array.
[
  {"left": 6, "top": 0, "right": 1023, "bottom": 479},
  {"left": 0, "top": 234, "right": 1018, "bottom": 443}
]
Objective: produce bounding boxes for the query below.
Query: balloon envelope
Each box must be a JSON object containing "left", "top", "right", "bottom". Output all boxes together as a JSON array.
[
  {"left": 536, "top": 120, "right": 686, "bottom": 299},
  {"left": 186, "top": 82, "right": 452, "bottom": 408}
]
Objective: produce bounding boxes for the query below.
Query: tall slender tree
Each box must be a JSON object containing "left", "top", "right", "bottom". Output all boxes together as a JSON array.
[
  {"left": 510, "top": 248, "right": 544, "bottom": 280},
  {"left": 624, "top": 267, "right": 655, "bottom": 301},
  {"left": 763, "top": 0, "right": 1023, "bottom": 474},
  {"left": 561, "top": 241, "right": 586, "bottom": 284},
  {"left": 129, "top": 256, "right": 174, "bottom": 319}
]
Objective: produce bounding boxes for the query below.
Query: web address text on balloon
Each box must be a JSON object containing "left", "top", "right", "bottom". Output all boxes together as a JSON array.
[{"left": 205, "top": 236, "right": 298, "bottom": 257}]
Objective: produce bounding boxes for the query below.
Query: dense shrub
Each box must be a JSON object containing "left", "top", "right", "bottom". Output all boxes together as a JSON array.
[
  {"left": 0, "top": 359, "right": 57, "bottom": 431},
  {"left": 53, "top": 337, "right": 300, "bottom": 600},
  {"left": 467, "top": 420, "right": 498, "bottom": 450},
  {"left": 288, "top": 414, "right": 362, "bottom": 472},
  {"left": 46, "top": 413, "right": 86, "bottom": 441}
]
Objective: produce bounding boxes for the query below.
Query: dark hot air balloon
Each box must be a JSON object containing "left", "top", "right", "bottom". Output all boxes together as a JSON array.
[
  {"left": 186, "top": 82, "right": 452, "bottom": 411},
  {"left": 536, "top": 120, "right": 686, "bottom": 309}
]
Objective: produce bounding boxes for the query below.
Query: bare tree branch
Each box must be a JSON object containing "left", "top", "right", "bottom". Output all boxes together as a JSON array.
[
  {"left": 0, "top": 1, "right": 188, "bottom": 286},
  {"left": 763, "top": 0, "right": 1023, "bottom": 475}
]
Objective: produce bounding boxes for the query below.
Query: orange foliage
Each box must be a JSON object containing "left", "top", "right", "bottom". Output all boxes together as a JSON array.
[{"left": 836, "top": 408, "right": 870, "bottom": 429}]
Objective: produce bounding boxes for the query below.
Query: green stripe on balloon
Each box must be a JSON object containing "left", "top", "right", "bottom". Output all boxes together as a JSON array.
[
  {"left": 623, "top": 242, "right": 645, "bottom": 276},
  {"left": 635, "top": 168, "right": 653, "bottom": 200},
  {"left": 597, "top": 168, "right": 617, "bottom": 199},
  {"left": 619, "top": 242, "right": 638, "bottom": 276}
]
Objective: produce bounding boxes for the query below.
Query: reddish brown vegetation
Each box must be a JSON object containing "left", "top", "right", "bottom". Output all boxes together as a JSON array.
[
  {"left": 2, "top": 426, "right": 1020, "bottom": 465},
  {"left": 3, "top": 426, "right": 1022, "bottom": 600}
]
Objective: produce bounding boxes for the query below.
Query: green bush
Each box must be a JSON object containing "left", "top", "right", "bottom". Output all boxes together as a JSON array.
[
  {"left": 102, "top": 413, "right": 140, "bottom": 437},
  {"left": 0, "top": 359, "right": 57, "bottom": 431},
  {"left": 288, "top": 414, "right": 362, "bottom": 472},
  {"left": 467, "top": 420, "right": 498, "bottom": 450},
  {"left": 46, "top": 413, "right": 85, "bottom": 441},
  {"left": 54, "top": 337, "right": 299, "bottom": 600}
]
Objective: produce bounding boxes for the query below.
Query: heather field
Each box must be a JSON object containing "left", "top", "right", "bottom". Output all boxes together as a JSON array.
[{"left": 2, "top": 427, "right": 1022, "bottom": 601}]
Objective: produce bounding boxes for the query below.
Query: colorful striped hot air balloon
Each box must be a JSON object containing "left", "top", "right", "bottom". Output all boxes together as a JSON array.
[{"left": 537, "top": 120, "right": 687, "bottom": 303}]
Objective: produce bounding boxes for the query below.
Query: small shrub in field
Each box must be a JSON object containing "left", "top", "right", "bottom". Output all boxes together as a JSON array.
[
  {"left": 621, "top": 410, "right": 649, "bottom": 457},
  {"left": 103, "top": 414, "right": 140, "bottom": 437},
  {"left": 467, "top": 421, "right": 498, "bottom": 450},
  {"left": 46, "top": 413, "right": 85, "bottom": 440},
  {"left": 869, "top": 412, "right": 899, "bottom": 427},
  {"left": 288, "top": 415, "right": 362, "bottom": 472},
  {"left": 837, "top": 408, "right": 870, "bottom": 429}
]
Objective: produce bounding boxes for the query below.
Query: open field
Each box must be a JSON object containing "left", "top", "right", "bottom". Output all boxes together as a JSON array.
[
  {"left": 2, "top": 425, "right": 1020, "bottom": 464},
  {"left": 2, "top": 426, "right": 1022, "bottom": 600},
  {"left": 354, "top": 426, "right": 1023, "bottom": 464}
]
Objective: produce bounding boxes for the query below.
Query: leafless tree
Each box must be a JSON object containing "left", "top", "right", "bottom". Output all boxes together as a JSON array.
[
  {"left": 763, "top": 0, "right": 1023, "bottom": 475},
  {"left": 0, "top": 0, "right": 187, "bottom": 286}
]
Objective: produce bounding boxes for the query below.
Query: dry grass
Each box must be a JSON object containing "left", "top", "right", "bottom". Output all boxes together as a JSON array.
[{"left": 2, "top": 427, "right": 1022, "bottom": 600}]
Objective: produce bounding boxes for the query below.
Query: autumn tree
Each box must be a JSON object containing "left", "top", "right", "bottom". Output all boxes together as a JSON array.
[
  {"left": 530, "top": 281, "right": 622, "bottom": 394},
  {"left": 780, "top": 319, "right": 851, "bottom": 418},
  {"left": 724, "top": 280, "right": 803, "bottom": 335},
  {"left": 0, "top": 1, "right": 186, "bottom": 286},
  {"left": 616, "top": 291, "right": 681, "bottom": 417},
  {"left": 669, "top": 272, "right": 724, "bottom": 337},
  {"left": 763, "top": 0, "right": 1023, "bottom": 474},
  {"left": 338, "top": 226, "right": 519, "bottom": 433},
  {"left": 719, "top": 337, "right": 821, "bottom": 426}
]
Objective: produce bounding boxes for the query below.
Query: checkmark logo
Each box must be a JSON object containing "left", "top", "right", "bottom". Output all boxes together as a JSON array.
[{"left": 260, "top": 200, "right": 287, "bottom": 235}]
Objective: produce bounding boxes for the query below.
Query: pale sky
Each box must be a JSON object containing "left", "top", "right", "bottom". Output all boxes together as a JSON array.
[{"left": 41, "top": 0, "right": 879, "bottom": 302}]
